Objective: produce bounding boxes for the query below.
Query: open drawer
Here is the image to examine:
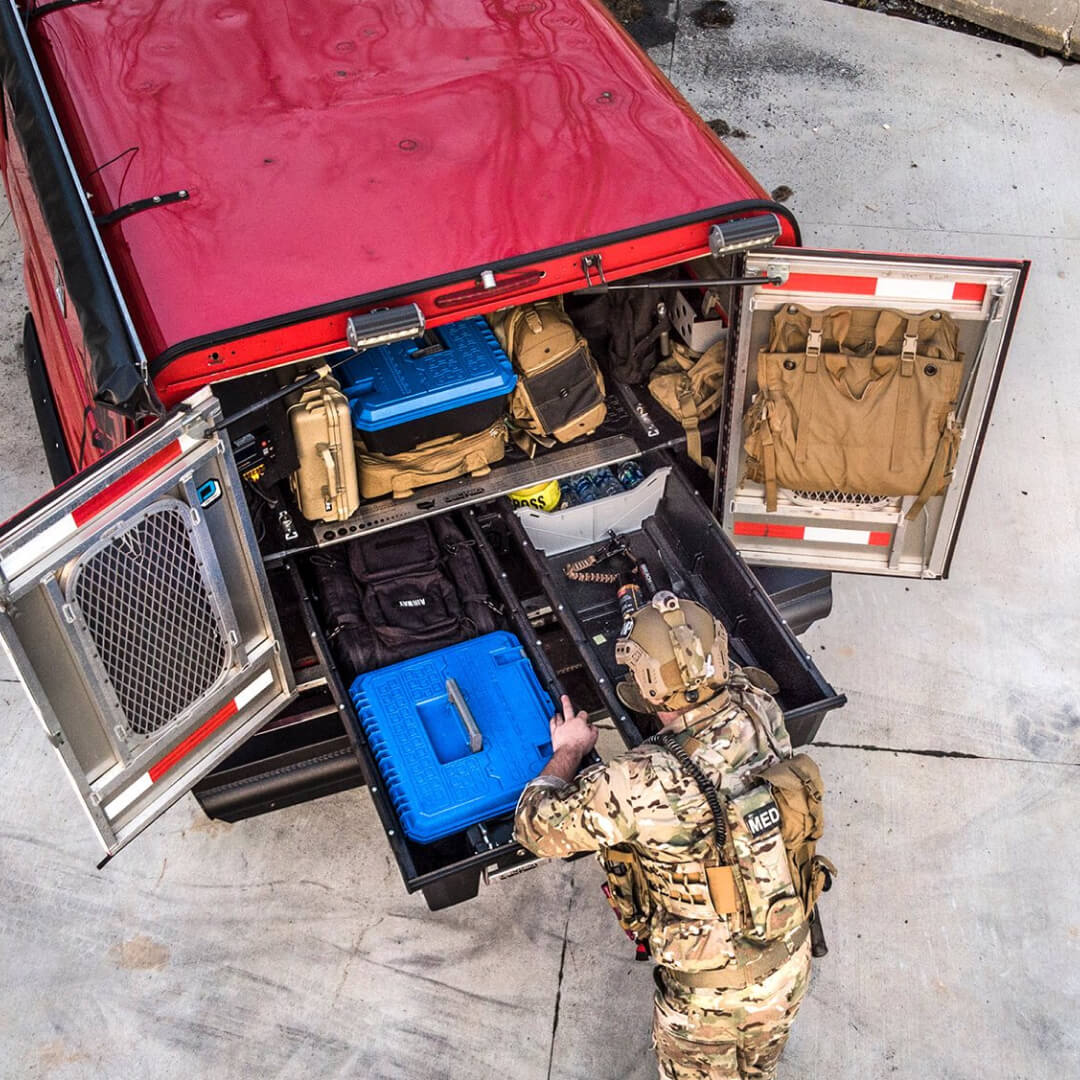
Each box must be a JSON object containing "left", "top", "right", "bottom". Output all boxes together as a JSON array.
[
  {"left": 279, "top": 514, "right": 578, "bottom": 910},
  {"left": 261, "top": 467, "right": 841, "bottom": 909},
  {"left": 484, "top": 453, "right": 844, "bottom": 748}
]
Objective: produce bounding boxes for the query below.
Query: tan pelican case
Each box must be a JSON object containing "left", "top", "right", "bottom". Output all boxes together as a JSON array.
[{"left": 288, "top": 377, "right": 361, "bottom": 522}]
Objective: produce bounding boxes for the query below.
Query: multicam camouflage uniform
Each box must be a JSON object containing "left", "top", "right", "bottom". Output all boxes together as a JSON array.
[{"left": 515, "top": 676, "right": 811, "bottom": 1080}]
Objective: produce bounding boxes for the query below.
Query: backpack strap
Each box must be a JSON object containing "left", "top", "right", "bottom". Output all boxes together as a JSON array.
[
  {"left": 890, "top": 315, "right": 921, "bottom": 474},
  {"left": 793, "top": 311, "right": 826, "bottom": 466},
  {"left": 905, "top": 411, "right": 963, "bottom": 520}
]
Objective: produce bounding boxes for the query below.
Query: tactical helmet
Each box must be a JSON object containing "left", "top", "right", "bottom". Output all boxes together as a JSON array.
[{"left": 614, "top": 591, "right": 729, "bottom": 713}]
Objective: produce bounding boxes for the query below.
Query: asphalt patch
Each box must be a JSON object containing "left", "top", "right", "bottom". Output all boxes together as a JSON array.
[
  {"left": 693, "top": 0, "right": 736, "bottom": 29},
  {"left": 706, "top": 118, "right": 749, "bottom": 138},
  {"left": 606, "top": 0, "right": 677, "bottom": 50}
]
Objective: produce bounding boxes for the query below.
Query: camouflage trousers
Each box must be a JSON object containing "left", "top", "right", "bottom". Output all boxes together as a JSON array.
[{"left": 652, "top": 938, "right": 812, "bottom": 1080}]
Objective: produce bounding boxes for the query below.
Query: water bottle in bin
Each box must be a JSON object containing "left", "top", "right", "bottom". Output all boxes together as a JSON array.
[
  {"left": 587, "top": 468, "right": 624, "bottom": 499},
  {"left": 615, "top": 460, "right": 646, "bottom": 490},
  {"left": 566, "top": 471, "right": 601, "bottom": 504}
]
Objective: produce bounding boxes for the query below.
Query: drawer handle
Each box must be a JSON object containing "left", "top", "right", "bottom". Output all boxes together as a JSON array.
[{"left": 446, "top": 678, "right": 483, "bottom": 753}]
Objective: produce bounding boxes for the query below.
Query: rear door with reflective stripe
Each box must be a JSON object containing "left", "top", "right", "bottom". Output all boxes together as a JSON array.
[
  {"left": 0, "top": 387, "right": 294, "bottom": 859},
  {"left": 721, "top": 249, "right": 1027, "bottom": 579}
]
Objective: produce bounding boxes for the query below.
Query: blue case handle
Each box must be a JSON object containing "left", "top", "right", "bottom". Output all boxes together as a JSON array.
[{"left": 446, "top": 678, "right": 483, "bottom": 753}]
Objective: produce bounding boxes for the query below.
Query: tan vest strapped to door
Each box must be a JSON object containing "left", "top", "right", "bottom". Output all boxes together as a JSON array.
[{"left": 743, "top": 304, "right": 965, "bottom": 519}]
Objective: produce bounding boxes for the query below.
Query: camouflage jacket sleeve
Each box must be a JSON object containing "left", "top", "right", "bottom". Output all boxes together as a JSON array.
[{"left": 513, "top": 758, "right": 639, "bottom": 858}]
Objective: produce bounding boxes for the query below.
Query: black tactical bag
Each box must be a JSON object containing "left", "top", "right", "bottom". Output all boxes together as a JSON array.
[
  {"left": 605, "top": 270, "right": 681, "bottom": 384},
  {"left": 308, "top": 551, "right": 381, "bottom": 678},
  {"left": 311, "top": 517, "right": 499, "bottom": 679},
  {"left": 430, "top": 515, "right": 499, "bottom": 637}
]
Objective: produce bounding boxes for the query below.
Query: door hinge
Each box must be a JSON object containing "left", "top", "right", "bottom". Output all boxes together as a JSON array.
[{"left": 988, "top": 282, "right": 1008, "bottom": 321}]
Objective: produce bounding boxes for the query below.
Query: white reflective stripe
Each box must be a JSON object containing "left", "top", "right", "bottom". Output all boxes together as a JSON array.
[
  {"left": 234, "top": 668, "right": 274, "bottom": 710},
  {"left": 874, "top": 278, "right": 954, "bottom": 301},
  {"left": 0, "top": 513, "right": 77, "bottom": 580},
  {"left": 802, "top": 526, "right": 873, "bottom": 545},
  {"left": 103, "top": 771, "right": 153, "bottom": 819}
]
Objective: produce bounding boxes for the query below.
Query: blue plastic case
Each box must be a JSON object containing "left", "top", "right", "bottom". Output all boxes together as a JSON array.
[
  {"left": 350, "top": 631, "right": 554, "bottom": 844},
  {"left": 337, "top": 317, "right": 516, "bottom": 454}
]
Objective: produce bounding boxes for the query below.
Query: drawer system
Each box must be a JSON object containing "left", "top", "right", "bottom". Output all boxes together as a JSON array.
[{"left": 195, "top": 455, "right": 843, "bottom": 910}]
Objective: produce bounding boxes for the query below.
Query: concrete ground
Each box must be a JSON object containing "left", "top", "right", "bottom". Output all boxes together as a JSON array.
[{"left": 1, "top": 2, "right": 1078, "bottom": 1078}]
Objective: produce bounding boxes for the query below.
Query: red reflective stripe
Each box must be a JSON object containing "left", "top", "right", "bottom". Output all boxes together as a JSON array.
[
  {"left": 733, "top": 521, "right": 767, "bottom": 537},
  {"left": 148, "top": 697, "right": 238, "bottom": 783},
  {"left": 952, "top": 282, "right": 986, "bottom": 302},
  {"left": 762, "top": 273, "right": 878, "bottom": 295},
  {"left": 72, "top": 441, "right": 183, "bottom": 526},
  {"left": 869, "top": 531, "right": 892, "bottom": 547},
  {"left": 734, "top": 521, "right": 806, "bottom": 540},
  {"left": 765, "top": 524, "right": 804, "bottom": 540}
]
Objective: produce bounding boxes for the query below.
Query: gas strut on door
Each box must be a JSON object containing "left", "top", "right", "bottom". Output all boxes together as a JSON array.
[{"left": 573, "top": 270, "right": 787, "bottom": 295}]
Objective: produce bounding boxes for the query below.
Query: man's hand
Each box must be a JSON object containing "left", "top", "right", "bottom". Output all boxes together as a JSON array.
[{"left": 539, "top": 695, "right": 598, "bottom": 783}]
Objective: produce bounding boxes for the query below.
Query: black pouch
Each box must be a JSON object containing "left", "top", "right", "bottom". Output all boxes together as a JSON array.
[
  {"left": 347, "top": 520, "right": 440, "bottom": 584},
  {"left": 605, "top": 271, "right": 681, "bottom": 384},
  {"left": 431, "top": 515, "right": 499, "bottom": 636},
  {"left": 362, "top": 573, "right": 464, "bottom": 657}
]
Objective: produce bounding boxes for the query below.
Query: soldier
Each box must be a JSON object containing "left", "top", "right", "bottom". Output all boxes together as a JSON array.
[{"left": 515, "top": 591, "right": 829, "bottom": 1080}]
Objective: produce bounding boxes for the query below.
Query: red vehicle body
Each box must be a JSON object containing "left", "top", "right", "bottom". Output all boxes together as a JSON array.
[
  {"left": 4, "top": 0, "right": 790, "bottom": 452},
  {"left": 0, "top": 0, "right": 1026, "bottom": 904}
]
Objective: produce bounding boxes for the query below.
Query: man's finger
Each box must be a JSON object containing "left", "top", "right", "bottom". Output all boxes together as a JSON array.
[{"left": 561, "top": 695, "right": 578, "bottom": 724}]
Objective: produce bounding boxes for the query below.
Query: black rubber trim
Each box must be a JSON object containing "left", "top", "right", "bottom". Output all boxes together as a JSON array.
[
  {"left": 95, "top": 187, "right": 189, "bottom": 227},
  {"left": 21, "top": 311, "right": 74, "bottom": 485},
  {"left": 151, "top": 199, "right": 801, "bottom": 378},
  {"left": 0, "top": 0, "right": 156, "bottom": 415}
]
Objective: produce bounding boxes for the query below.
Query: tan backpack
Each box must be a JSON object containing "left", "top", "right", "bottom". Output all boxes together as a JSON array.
[
  {"left": 648, "top": 340, "right": 726, "bottom": 477},
  {"left": 490, "top": 301, "right": 607, "bottom": 454},
  {"left": 355, "top": 423, "right": 507, "bottom": 500},
  {"left": 743, "top": 304, "right": 964, "bottom": 519}
]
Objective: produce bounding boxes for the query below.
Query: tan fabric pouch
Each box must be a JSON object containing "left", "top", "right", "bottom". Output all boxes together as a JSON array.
[
  {"left": 649, "top": 340, "right": 726, "bottom": 476},
  {"left": 356, "top": 423, "right": 507, "bottom": 500}
]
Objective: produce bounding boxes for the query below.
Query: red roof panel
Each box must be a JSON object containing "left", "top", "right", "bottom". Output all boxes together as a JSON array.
[{"left": 34, "top": 0, "right": 770, "bottom": 361}]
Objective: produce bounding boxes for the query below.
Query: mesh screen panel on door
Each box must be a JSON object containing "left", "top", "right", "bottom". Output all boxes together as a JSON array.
[
  {"left": 789, "top": 489, "right": 898, "bottom": 509},
  {"left": 69, "top": 505, "right": 229, "bottom": 737}
]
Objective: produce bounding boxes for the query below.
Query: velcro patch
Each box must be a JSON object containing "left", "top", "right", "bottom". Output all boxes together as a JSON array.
[{"left": 744, "top": 799, "right": 782, "bottom": 838}]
